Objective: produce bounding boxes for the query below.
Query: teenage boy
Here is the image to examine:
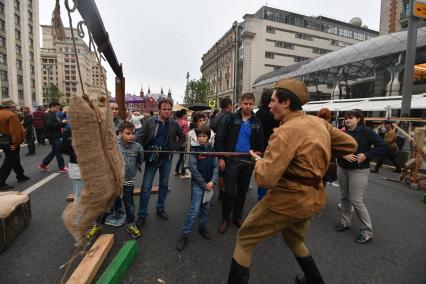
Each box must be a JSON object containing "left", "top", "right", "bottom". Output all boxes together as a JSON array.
[
  {"left": 117, "top": 122, "right": 144, "bottom": 238},
  {"left": 176, "top": 125, "right": 218, "bottom": 251}
]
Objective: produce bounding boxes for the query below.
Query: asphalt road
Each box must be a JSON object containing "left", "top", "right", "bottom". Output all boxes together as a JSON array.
[{"left": 0, "top": 144, "right": 425, "bottom": 284}]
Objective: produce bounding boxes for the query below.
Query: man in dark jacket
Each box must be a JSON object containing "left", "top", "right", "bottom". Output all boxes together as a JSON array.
[
  {"left": 255, "top": 89, "right": 279, "bottom": 201},
  {"left": 32, "top": 106, "right": 45, "bottom": 144},
  {"left": 39, "top": 101, "right": 67, "bottom": 173},
  {"left": 217, "top": 93, "right": 264, "bottom": 234},
  {"left": 0, "top": 99, "right": 29, "bottom": 190},
  {"left": 210, "top": 97, "right": 233, "bottom": 200},
  {"left": 136, "top": 99, "right": 185, "bottom": 227},
  {"left": 22, "top": 106, "right": 35, "bottom": 155}
]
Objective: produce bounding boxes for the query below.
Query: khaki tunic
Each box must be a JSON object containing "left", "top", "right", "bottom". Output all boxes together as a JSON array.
[{"left": 254, "top": 111, "right": 357, "bottom": 219}]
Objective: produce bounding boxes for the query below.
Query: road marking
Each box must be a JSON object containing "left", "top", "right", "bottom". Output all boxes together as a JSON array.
[{"left": 22, "top": 173, "right": 60, "bottom": 195}]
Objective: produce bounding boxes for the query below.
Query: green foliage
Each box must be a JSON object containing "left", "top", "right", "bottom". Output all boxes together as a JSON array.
[
  {"left": 43, "top": 84, "right": 64, "bottom": 104},
  {"left": 183, "top": 78, "right": 213, "bottom": 106}
]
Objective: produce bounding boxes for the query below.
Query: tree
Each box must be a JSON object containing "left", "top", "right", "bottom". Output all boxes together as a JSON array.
[
  {"left": 43, "top": 84, "right": 64, "bottom": 104},
  {"left": 184, "top": 78, "right": 213, "bottom": 106}
]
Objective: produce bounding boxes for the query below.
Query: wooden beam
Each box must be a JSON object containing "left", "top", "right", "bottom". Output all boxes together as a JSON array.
[
  {"left": 66, "top": 234, "right": 114, "bottom": 284},
  {"left": 66, "top": 187, "right": 158, "bottom": 202},
  {"left": 95, "top": 241, "right": 137, "bottom": 284}
]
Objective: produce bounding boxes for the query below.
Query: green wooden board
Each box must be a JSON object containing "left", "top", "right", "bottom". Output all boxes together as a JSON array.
[{"left": 96, "top": 240, "right": 138, "bottom": 284}]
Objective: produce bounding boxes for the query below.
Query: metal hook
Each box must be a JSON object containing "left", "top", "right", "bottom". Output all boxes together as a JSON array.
[{"left": 64, "top": 0, "right": 77, "bottom": 13}]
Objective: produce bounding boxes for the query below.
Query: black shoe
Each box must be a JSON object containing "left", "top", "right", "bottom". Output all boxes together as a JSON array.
[
  {"left": 176, "top": 235, "right": 188, "bottom": 251},
  {"left": 218, "top": 190, "right": 224, "bottom": 201},
  {"left": 355, "top": 234, "right": 372, "bottom": 244},
  {"left": 335, "top": 224, "right": 351, "bottom": 232},
  {"left": 295, "top": 255, "right": 325, "bottom": 284},
  {"left": 0, "top": 183, "right": 14, "bottom": 190},
  {"left": 233, "top": 219, "right": 243, "bottom": 228},
  {"left": 227, "top": 258, "right": 249, "bottom": 284},
  {"left": 198, "top": 226, "right": 212, "bottom": 240},
  {"left": 218, "top": 221, "right": 229, "bottom": 234},
  {"left": 156, "top": 210, "right": 169, "bottom": 220},
  {"left": 17, "top": 175, "right": 30, "bottom": 183},
  {"left": 136, "top": 217, "right": 146, "bottom": 228}
]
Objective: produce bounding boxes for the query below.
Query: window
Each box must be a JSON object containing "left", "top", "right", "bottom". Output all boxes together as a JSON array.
[
  {"left": 0, "top": 70, "right": 7, "bottom": 81},
  {"left": 265, "top": 52, "right": 274, "bottom": 59},
  {"left": 29, "top": 38, "right": 33, "bottom": 47},
  {"left": 0, "top": 53, "right": 6, "bottom": 64},
  {"left": 18, "top": 90, "right": 24, "bottom": 101},
  {"left": 312, "top": 48, "right": 330, "bottom": 55},
  {"left": 17, "top": 60, "right": 22, "bottom": 70},
  {"left": 338, "top": 28, "right": 353, "bottom": 38},
  {"left": 294, "top": 56, "right": 308, "bottom": 62},
  {"left": 31, "top": 79, "right": 35, "bottom": 87},
  {"left": 28, "top": 25, "right": 33, "bottom": 36},
  {"left": 295, "top": 33, "right": 313, "bottom": 41},
  {"left": 275, "top": 41, "right": 294, "bottom": 49},
  {"left": 28, "top": 0, "right": 33, "bottom": 10},
  {"left": 0, "top": 20, "right": 5, "bottom": 31},
  {"left": 0, "top": 36, "right": 5, "bottom": 47},
  {"left": 353, "top": 32, "right": 366, "bottom": 41},
  {"left": 28, "top": 11, "right": 33, "bottom": 22},
  {"left": 30, "top": 65, "right": 34, "bottom": 74},
  {"left": 14, "top": 0, "right": 20, "bottom": 10},
  {"left": 16, "top": 45, "right": 21, "bottom": 55},
  {"left": 29, "top": 52, "right": 34, "bottom": 61},
  {"left": 15, "top": 30, "right": 21, "bottom": 41},
  {"left": 17, "top": 75, "right": 23, "bottom": 85},
  {"left": 266, "top": 26, "right": 275, "bottom": 34},
  {"left": 330, "top": 39, "right": 339, "bottom": 46},
  {"left": 15, "top": 14, "right": 20, "bottom": 26},
  {"left": 0, "top": 3, "right": 4, "bottom": 15},
  {"left": 2, "top": 87, "right": 9, "bottom": 98}
]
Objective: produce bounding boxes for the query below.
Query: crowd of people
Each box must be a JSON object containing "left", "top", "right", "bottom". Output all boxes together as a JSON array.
[{"left": 0, "top": 77, "right": 406, "bottom": 283}]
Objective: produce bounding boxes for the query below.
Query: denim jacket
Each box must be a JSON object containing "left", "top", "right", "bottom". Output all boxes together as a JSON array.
[
  {"left": 188, "top": 144, "right": 218, "bottom": 189},
  {"left": 117, "top": 139, "right": 144, "bottom": 183}
]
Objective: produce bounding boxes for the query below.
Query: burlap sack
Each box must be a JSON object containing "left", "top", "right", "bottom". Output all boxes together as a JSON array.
[{"left": 62, "top": 95, "right": 124, "bottom": 245}]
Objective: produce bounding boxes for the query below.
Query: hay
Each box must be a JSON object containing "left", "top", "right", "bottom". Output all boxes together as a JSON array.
[{"left": 62, "top": 95, "right": 124, "bottom": 246}]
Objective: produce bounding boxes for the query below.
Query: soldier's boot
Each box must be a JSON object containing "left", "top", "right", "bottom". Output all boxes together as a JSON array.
[
  {"left": 227, "top": 258, "right": 249, "bottom": 284},
  {"left": 295, "top": 255, "right": 325, "bottom": 284}
]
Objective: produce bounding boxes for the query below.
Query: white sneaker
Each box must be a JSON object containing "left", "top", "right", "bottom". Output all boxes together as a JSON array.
[{"left": 180, "top": 173, "right": 191, "bottom": 179}]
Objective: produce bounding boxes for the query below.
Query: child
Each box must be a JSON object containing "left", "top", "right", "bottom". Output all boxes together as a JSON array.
[
  {"left": 176, "top": 125, "right": 218, "bottom": 251},
  {"left": 117, "top": 122, "right": 144, "bottom": 238}
]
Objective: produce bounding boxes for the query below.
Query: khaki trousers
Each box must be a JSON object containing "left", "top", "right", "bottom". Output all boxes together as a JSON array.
[{"left": 233, "top": 201, "right": 310, "bottom": 268}]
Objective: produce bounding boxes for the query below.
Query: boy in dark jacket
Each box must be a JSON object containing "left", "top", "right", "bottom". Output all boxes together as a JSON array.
[{"left": 176, "top": 125, "right": 218, "bottom": 251}]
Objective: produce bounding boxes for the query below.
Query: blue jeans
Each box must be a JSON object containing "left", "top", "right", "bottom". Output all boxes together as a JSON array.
[
  {"left": 175, "top": 153, "right": 185, "bottom": 175},
  {"left": 182, "top": 183, "right": 210, "bottom": 235},
  {"left": 42, "top": 137, "right": 65, "bottom": 169},
  {"left": 123, "top": 185, "right": 135, "bottom": 223},
  {"left": 138, "top": 159, "right": 172, "bottom": 218},
  {"left": 257, "top": 187, "right": 267, "bottom": 201}
]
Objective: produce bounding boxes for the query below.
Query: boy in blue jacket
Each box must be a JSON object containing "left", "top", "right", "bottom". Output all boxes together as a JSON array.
[{"left": 176, "top": 125, "right": 218, "bottom": 251}]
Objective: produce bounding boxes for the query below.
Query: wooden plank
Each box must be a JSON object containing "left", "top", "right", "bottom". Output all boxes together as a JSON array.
[
  {"left": 67, "top": 187, "right": 158, "bottom": 202},
  {"left": 66, "top": 234, "right": 114, "bottom": 284},
  {"left": 95, "top": 241, "right": 137, "bottom": 284}
]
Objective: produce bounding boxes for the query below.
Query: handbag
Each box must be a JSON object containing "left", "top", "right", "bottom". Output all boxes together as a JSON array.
[{"left": 0, "top": 134, "right": 11, "bottom": 150}]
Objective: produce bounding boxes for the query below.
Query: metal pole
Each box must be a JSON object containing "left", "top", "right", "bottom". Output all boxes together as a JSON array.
[{"left": 401, "top": 0, "right": 418, "bottom": 117}]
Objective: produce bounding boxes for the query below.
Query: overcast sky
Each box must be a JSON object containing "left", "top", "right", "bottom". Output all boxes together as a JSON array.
[{"left": 39, "top": 0, "right": 381, "bottom": 103}]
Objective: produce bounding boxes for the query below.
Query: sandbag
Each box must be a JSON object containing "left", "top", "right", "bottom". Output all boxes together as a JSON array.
[{"left": 62, "top": 95, "right": 124, "bottom": 246}]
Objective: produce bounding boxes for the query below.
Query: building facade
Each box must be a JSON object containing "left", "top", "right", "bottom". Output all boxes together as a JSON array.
[
  {"left": 0, "top": 0, "right": 42, "bottom": 107},
  {"left": 123, "top": 86, "right": 173, "bottom": 114},
  {"left": 379, "top": 0, "right": 411, "bottom": 34},
  {"left": 201, "top": 6, "right": 379, "bottom": 105},
  {"left": 40, "top": 25, "right": 108, "bottom": 105}
]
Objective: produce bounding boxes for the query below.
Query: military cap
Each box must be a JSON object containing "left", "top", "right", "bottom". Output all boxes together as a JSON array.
[
  {"left": 274, "top": 79, "right": 309, "bottom": 106},
  {"left": 0, "top": 98, "right": 17, "bottom": 108}
]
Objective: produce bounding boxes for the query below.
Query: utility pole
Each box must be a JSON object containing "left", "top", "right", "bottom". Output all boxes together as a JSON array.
[{"left": 401, "top": 0, "right": 419, "bottom": 117}]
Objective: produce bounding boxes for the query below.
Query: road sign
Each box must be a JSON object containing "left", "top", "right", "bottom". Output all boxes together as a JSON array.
[
  {"left": 414, "top": 0, "right": 426, "bottom": 19},
  {"left": 208, "top": 99, "right": 216, "bottom": 107}
]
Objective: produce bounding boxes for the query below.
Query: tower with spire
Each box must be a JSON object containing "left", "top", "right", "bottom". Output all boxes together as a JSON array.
[
  {"left": 167, "top": 87, "right": 172, "bottom": 99},
  {"left": 140, "top": 84, "right": 144, "bottom": 98}
]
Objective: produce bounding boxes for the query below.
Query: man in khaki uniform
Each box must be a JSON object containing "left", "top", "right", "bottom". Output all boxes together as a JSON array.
[{"left": 227, "top": 79, "right": 358, "bottom": 284}]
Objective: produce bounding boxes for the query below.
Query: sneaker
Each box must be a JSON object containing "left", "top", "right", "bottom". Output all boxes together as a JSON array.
[
  {"left": 355, "top": 234, "right": 372, "bottom": 244},
  {"left": 174, "top": 171, "right": 181, "bottom": 176},
  {"left": 127, "top": 224, "right": 142, "bottom": 238},
  {"left": 58, "top": 167, "right": 68, "bottom": 173},
  {"left": 39, "top": 164, "right": 51, "bottom": 172},
  {"left": 335, "top": 224, "right": 351, "bottom": 232},
  {"left": 136, "top": 217, "right": 146, "bottom": 228},
  {"left": 104, "top": 215, "right": 125, "bottom": 227},
  {"left": 176, "top": 235, "right": 188, "bottom": 251},
  {"left": 86, "top": 224, "right": 102, "bottom": 241},
  {"left": 180, "top": 173, "right": 191, "bottom": 179}
]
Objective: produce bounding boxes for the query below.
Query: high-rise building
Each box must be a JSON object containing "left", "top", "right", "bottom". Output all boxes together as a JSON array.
[
  {"left": 0, "top": 0, "right": 42, "bottom": 106},
  {"left": 40, "top": 25, "right": 108, "bottom": 105},
  {"left": 379, "top": 0, "right": 412, "bottom": 34},
  {"left": 201, "top": 6, "right": 379, "bottom": 104}
]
